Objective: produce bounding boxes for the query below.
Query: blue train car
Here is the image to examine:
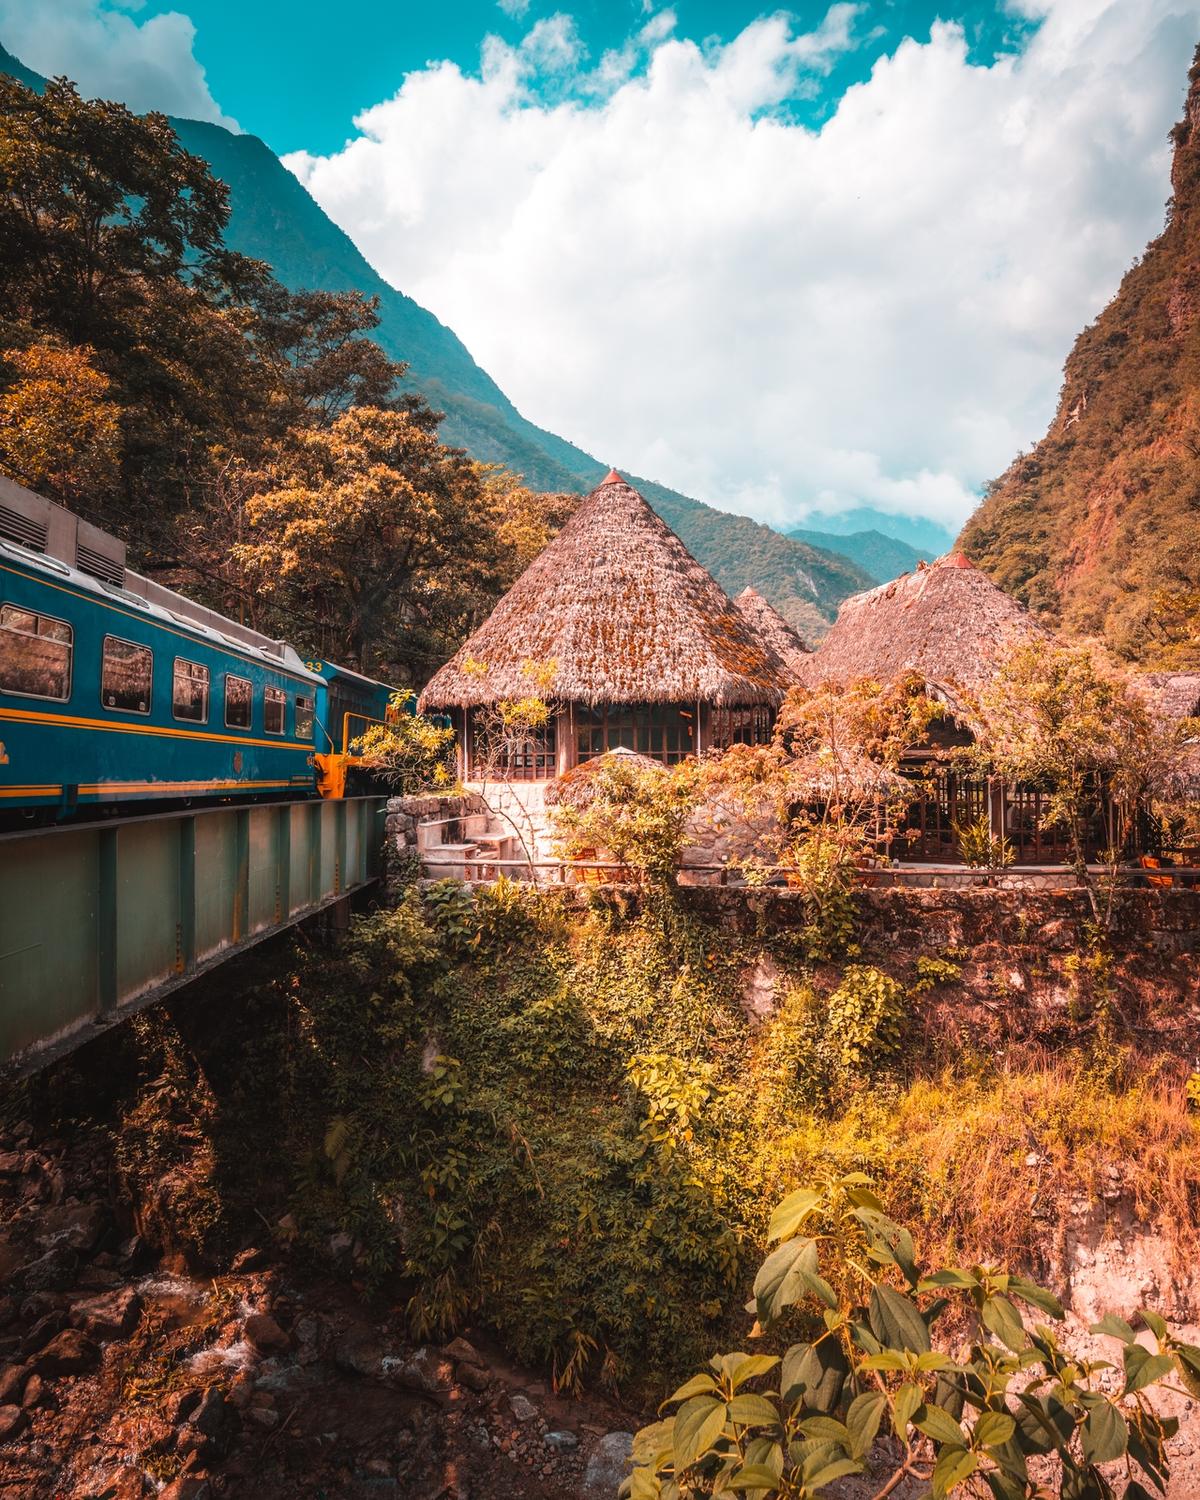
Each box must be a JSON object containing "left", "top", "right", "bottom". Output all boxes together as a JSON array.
[{"left": 0, "top": 482, "right": 325, "bottom": 824}]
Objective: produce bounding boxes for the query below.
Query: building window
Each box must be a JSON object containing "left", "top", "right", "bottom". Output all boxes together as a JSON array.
[
  {"left": 264, "top": 685, "right": 286, "bottom": 735},
  {"left": 173, "top": 658, "right": 209, "bottom": 723},
  {"left": 469, "top": 710, "right": 557, "bottom": 780},
  {"left": 225, "top": 674, "right": 252, "bottom": 729},
  {"left": 576, "top": 703, "right": 697, "bottom": 764},
  {"left": 0, "top": 604, "right": 72, "bottom": 700},
  {"left": 295, "top": 694, "right": 314, "bottom": 741},
  {"left": 710, "top": 706, "right": 774, "bottom": 749},
  {"left": 101, "top": 635, "right": 152, "bottom": 714}
]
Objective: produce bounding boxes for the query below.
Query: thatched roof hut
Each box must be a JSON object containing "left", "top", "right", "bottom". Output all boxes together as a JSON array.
[
  {"left": 420, "top": 472, "right": 789, "bottom": 711},
  {"left": 802, "top": 552, "right": 1047, "bottom": 692},
  {"left": 785, "top": 748, "right": 912, "bottom": 804},
  {"left": 1131, "top": 672, "right": 1200, "bottom": 724},
  {"left": 734, "top": 587, "right": 812, "bottom": 682},
  {"left": 543, "top": 747, "right": 663, "bottom": 810}
]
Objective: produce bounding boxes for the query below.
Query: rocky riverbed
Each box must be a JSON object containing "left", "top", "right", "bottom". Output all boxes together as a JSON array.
[{"left": 0, "top": 1118, "right": 638, "bottom": 1499}]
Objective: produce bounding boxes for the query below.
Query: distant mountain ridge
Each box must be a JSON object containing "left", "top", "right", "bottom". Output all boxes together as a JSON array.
[
  {"left": 0, "top": 42, "right": 872, "bottom": 635},
  {"left": 959, "top": 46, "right": 1200, "bottom": 663},
  {"left": 787, "top": 527, "right": 929, "bottom": 585}
]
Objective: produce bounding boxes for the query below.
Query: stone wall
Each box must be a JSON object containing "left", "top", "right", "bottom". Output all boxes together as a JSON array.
[{"left": 384, "top": 792, "right": 487, "bottom": 897}]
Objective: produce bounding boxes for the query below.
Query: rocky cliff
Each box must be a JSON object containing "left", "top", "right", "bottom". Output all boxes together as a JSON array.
[{"left": 960, "top": 46, "right": 1200, "bottom": 663}]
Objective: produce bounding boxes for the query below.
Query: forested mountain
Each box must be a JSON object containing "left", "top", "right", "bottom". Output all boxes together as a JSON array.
[
  {"left": 960, "top": 46, "right": 1200, "bottom": 665},
  {"left": 787, "top": 526, "right": 928, "bottom": 585},
  {"left": 0, "top": 42, "right": 868, "bottom": 634}
]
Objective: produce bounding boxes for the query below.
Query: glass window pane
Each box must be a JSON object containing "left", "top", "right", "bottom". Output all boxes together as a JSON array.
[
  {"left": 173, "top": 658, "right": 209, "bottom": 723},
  {"left": 225, "top": 674, "right": 252, "bottom": 729},
  {"left": 295, "top": 695, "right": 314, "bottom": 740},
  {"left": 264, "top": 685, "right": 285, "bottom": 734},
  {"left": 101, "top": 636, "right": 152, "bottom": 713},
  {"left": 1, "top": 606, "right": 36, "bottom": 633},
  {"left": 0, "top": 608, "right": 71, "bottom": 699}
]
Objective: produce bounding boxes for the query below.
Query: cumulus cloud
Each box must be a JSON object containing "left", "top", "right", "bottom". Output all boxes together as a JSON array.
[
  {"left": 0, "top": 0, "right": 237, "bottom": 128},
  {"left": 287, "top": 0, "right": 1198, "bottom": 530}
]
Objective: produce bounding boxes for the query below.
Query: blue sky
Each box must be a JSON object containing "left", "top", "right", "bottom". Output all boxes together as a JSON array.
[
  {"left": 126, "top": 0, "right": 1036, "bottom": 156},
  {"left": 2, "top": 2, "right": 1198, "bottom": 531}
]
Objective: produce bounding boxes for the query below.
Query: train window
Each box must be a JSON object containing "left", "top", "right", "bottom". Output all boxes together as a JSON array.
[
  {"left": 225, "top": 674, "right": 252, "bottom": 729},
  {"left": 295, "top": 694, "right": 314, "bottom": 740},
  {"left": 173, "top": 658, "right": 209, "bottom": 723},
  {"left": 0, "top": 604, "right": 72, "bottom": 700},
  {"left": 264, "top": 685, "right": 286, "bottom": 735},
  {"left": 101, "top": 635, "right": 152, "bottom": 714}
]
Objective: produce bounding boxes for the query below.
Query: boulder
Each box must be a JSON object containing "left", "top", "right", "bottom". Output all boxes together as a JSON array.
[
  {"left": 580, "top": 1431, "right": 635, "bottom": 1499},
  {"left": 0, "top": 1365, "right": 24, "bottom": 1405},
  {"left": 17, "top": 1247, "right": 78, "bottom": 1294},
  {"left": 0, "top": 1404, "right": 26, "bottom": 1443},
  {"left": 19, "top": 1311, "right": 68, "bottom": 1357},
  {"left": 382, "top": 1346, "right": 453, "bottom": 1395},
  {"left": 243, "top": 1312, "right": 289, "bottom": 1356},
  {"left": 33, "top": 1328, "right": 100, "bottom": 1376},
  {"left": 159, "top": 1478, "right": 212, "bottom": 1500},
  {"left": 333, "top": 1323, "right": 383, "bottom": 1378},
  {"left": 73, "top": 1287, "right": 142, "bottom": 1341},
  {"left": 36, "top": 1200, "right": 108, "bottom": 1253}
]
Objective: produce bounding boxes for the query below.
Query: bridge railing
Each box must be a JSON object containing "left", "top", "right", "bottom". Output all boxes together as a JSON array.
[{"left": 0, "top": 796, "right": 387, "bottom": 1076}]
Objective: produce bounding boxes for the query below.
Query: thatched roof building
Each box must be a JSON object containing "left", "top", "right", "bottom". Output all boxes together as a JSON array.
[
  {"left": 1132, "top": 672, "right": 1200, "bottom": 724},
  {"left": 422, "top": 472, "right": 787, "bottom": 711},
  {"left": 802, "top": 552, "right": 1047, "bottom": 692},
  {"left": 734, "top": 587, "right": 812, "bottom": 682},
  {"left": 421, "top": 472, "right": 790, "bottom": 779}
]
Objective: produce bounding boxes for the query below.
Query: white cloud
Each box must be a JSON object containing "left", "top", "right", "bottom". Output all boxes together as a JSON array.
[
  {"left": 286, "top": 1, "right": 1198, "bottom": 531},
  {"left": 0, "top": 0, "right": 237, "bottom": 128},
  {"left": 497, "top": 0, "right": 532, "bottom": 17}
]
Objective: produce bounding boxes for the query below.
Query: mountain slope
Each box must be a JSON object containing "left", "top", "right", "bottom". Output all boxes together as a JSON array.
[
  {"left": 959, "top": 46, "right": 1200, "bottom": 663},
  {"left": 0, "top": 44, "right": 867, "bottom": 633},
  {"left": 787, "top": 527, "right": 927, "bottom": 585}
]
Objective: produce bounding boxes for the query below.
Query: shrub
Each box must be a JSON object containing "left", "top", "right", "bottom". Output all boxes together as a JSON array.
[{"left": 626, "top": 1176, "right": 1186, "bottom": 1500}]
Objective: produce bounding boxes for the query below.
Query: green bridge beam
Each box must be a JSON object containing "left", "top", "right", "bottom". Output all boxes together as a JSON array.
[{"left": 0, "top": 797, "right": 387, "bottom": 1079}]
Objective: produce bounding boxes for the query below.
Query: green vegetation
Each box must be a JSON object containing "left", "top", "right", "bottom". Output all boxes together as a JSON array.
[
  {"left": 960, "top": 47, "right": 1200, "bottom": 663},
  {"left": 99, "top": 880, "right": 1194, "bottom": 1408},
  {"left": 628, "top": 1175, "right": 1186, "bottom": 1499}
]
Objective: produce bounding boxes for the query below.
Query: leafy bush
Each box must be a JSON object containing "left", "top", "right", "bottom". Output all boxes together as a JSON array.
[{"left": 626, "top": 1175, "right": 1185, "bottom": 1499}]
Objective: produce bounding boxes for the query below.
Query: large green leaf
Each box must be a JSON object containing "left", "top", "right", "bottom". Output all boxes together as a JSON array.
[
  {"left": 916, "top": 1404, "right": 966, "bottom": 1447},
  {"left": 729, "top": 1354, "right": 780, "bottom": 1389},
  {"left": 781, "top": 1339, "right": 849, "bottom": 1413},
  {"left": 894, "top": 1382, "right": 924, "bottom": 1435},
  {"left": 727, "top": 1466, "right": 785, "bottom": 1492},
  {"left": 1090, "top": 1314, "right": 1137, "bottom": 1343},
  {"left": 920, "top": 1268, "right": 980, "bottom": 1292},
  {"left": 932, "top": 1445, "right": 978, "bottom": 1497},
  {"left": 754, "top": 1237, "right": 819, "bottom": 1324},
  {"left": 868, "top": 1285, "right": 931, "bottom": 1353},
  {"left": 726, "top": 1394, "right": 780, "bottom": 1429},
  {"left": 666, "top": 1373, "right": 721, "bottom": 1406},
  {"left": 974, "top": 1412, "right": 1016, "bottom": 1449},
  {"left": 980, "top": 1294, "right": 1027, "bottom": 1353},
  {"left": 1123, "top": 1344, "right": 1175, "bottom": 1395},
  {"left": 845, "top": 1391, "right": 887, "bottom": 1458},
  {"left": 1007, "top": 1276, "right": 1064, "bottom": 1320},
  {"left": 768, "top": 1189, "right": 823, "bottom": 1242},
  {"left": 673, "top": 1396, "right": 727, "bottom": 1471},
  {"left": 1081, "top": 1401, "right": 1128, "bottom": 1465}
]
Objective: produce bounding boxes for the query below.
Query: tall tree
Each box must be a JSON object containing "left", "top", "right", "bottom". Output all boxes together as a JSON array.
[{"left": 233, "top": 407, "right": 493, "bottom": 676}]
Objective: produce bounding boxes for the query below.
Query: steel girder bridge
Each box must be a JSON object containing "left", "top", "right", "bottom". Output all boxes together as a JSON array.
[{"left": 0, "top": 797, "right": 387, "bottom": 1079}]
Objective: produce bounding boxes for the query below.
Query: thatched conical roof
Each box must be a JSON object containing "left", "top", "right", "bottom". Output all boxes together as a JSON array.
[
  {"left": 802, "top": 552, "right": 1047, "bottom": 691},
  {"left": 734, "top": 587, "right": 812, "bottom": 682},
  {"left": 421, "top": 473, "right": 789, "bottom": 709},
  {"left": 543, "top": 747, "right": 664, "bottom": 810}
]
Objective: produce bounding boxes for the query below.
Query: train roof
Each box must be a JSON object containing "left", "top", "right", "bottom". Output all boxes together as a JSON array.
[
  {"left": 0, "top": 534, "right": 323, "bottom": 686},
  {"left": 315, "top": 659, "right": 400, "bottom": 694}
]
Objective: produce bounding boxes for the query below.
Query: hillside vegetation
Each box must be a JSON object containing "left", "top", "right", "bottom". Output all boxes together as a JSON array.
[{"left": 960, "top": 47, "right": 1200, "bottom": 665}]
